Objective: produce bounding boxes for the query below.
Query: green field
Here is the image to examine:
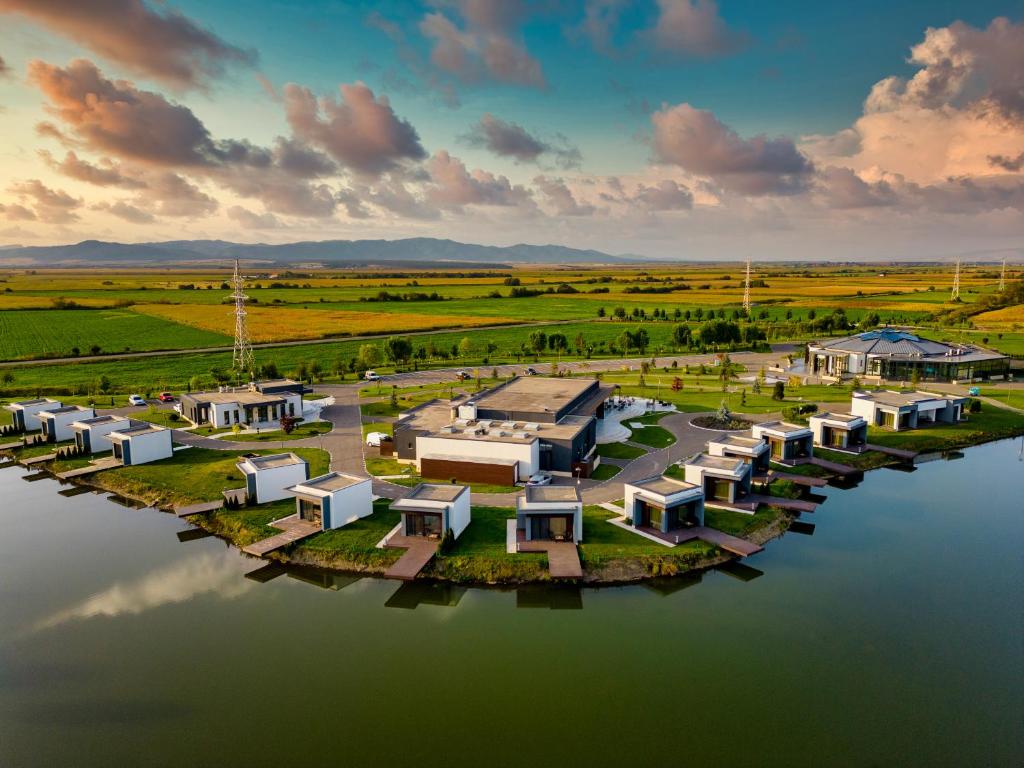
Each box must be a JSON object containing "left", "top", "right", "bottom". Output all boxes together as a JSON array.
[{"left": 0, "top": 309, "right": 231, "bottom": 361}]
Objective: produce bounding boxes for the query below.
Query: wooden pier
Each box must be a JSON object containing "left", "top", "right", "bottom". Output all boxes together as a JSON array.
[
  {"left": 56, "top": 457, "right": 121, "bottom": 480},
  {"left": 242, "top": 514, "right": 320, "bottom": 557},
  {"left": 808, "top": 456, "right": 859, "bottom": 475},
  {"left": 383, "top": 533, "right": 440, "bottom": 580},
  {"left": 746, "top": 493, "right": 818, "bottom": 513},
  {"left": 174, "top": 500, "right": 224, "bottom": 517},
  {"left": 765, "top": 470, "right": 828, "bottom": 488},
  {"left": 19, "top": 453, "right": 56, "bottom": 466},
  {"left": 0, "top": 440, "right": 24, "bottom": 451},
  {"left": 635, "top": 525, "right": 763, "bottom": 558},
  {"left": 865, "top": 443, "right": 917, "bottom": 460}
]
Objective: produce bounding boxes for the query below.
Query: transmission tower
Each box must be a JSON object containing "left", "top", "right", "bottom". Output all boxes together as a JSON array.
[
  {"left": 742, "top": 260, "right": 752, "bottom": 314},
  {"left": 998, "top": 259, "right": 1006, "bottom": 292},
  {"left": 950, "top": 258, "right": 961, "bottom": 301},
  {"left": 230, "top": 259, "right": 255, "bottom": 380}
]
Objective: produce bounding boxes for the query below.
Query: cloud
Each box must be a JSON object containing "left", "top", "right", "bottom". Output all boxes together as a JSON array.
[
  {"left": 0, "top": 202, "right": 37, "bottom": 221},
  {"left": 533, "top": 175, "right": 596, "bottom": 216},
  {"left": 989, "top": 152, "right": 1024, "bottom": 172},
  {"left": 227, "top": 205, "right": 282, "bottom": 229},
  {"left": 364, "top": 176, "right": 441, "bottom": 220},
  {"left": 0, "top": 54, "right": 10, "bottom": 78},
  {"left": 816, "top": 167, "right": 897, "bottom": 209},
  {"left": 7, "top": 179, "right": 81, "bottom": 223},
  {"left": 40, "top": 150, "right": 145, "bottom": 188},
  {"left": 91, "top": 200, "right": 156, "bottom": 223},
  {"left": 631, "top": 179, "right": 694, "bottom": 210},
  {"left": 283, "top": 81, "right": 426, "bottom": 178},
  {"left": 426, "top": 150, "right": 533, "bottom": 209},
  {"left": 463, "top": 113, "right": 582, "bottom": 169},
  {"left": 648, "top": 0, "right": 748, "bottom": 58},
  {"left": 135, "top": 172, "right": 217, "bottom": 217},
  {"left": 652, "top": 103, "right": 814, "bottom": 195},
  {"left": 419, "top": 0, "right": 546, "bottom": 88},
  {"left": 0, "top": 0, "right": 255, "bottom": 89},
  {"left": 571, "top": 0, "right": 627, "bottom": 55}
]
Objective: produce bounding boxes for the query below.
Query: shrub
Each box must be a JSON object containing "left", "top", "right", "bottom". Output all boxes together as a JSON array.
[
  {"left": 969, "top": 398, "right": 982, "bottom": 413},
  {"left": 772, "top": 381, "right": 785, "bottom": 401}
]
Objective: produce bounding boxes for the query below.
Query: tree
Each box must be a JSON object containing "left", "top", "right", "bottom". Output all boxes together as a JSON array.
[
  {"left": 548, "top": 333, "right": 568, "bottom": 352},
  {"left": 699, "top": 320, "right": 741, "bottom": 346},
  {"left": 671, "top": 376, "right": 683, "bottom": 392},
  {"left": 96, "top": 375, "right": 112, "bottom": 394},
  {"left": 596, "top": 307, "right": 606, "bottom": 318},
  {"left": 574, "top": 332, "right": 586, "bottom": 352},
  {"left": 772, "top": 381, "right": 785, "bottom": 401},
  {"left": 671, "top": 324, "right": 692, "bottom": 348},
  {"left": 384, "top": 336, "right": 414, "bottom": 364},
  {"left": 613, "top": 306, "right": 626, "bottom": 319},
  {"left": 358, "top": 344, "right": 381, "bottom": 369},
  {"left": 90, "top": 344, "right": 101, "bottom": 356},
  {"left": 458, "top": 337, "right": 473, "bottom": 358},
  {"left": 528, "top": 331, "right": 547, "bottom": 353},
  {"left": 279, "top": 414, "right": 298, "bottom": 434}
]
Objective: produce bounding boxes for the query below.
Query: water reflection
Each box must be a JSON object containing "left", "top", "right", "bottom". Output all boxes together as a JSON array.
[
  {"left": 717, "top": 561, "right": 765, "bottom": 582},
  {"left": 34, "top": 550, "right": 252, "bottom": 632},
  {"left": 788, "top": 520, "right": 816, "bottom": 536},
  {"left": 515, "top": 584, "right": 583, "bottom": 609},
  {"left": 176, "top": 528, "right": 213, "bottom": 543},
  {"left": 57, "top": 485, "right": 94, "bottom": 498},
  {"left": 385, "top": 581, "right": 467, "bottom": 609},
  {"left": 641, "top": 571, "right": 704, "bottom": 595}
]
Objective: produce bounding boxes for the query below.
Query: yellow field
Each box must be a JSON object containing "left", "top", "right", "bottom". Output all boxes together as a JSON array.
[
  {"left": 973, "top": 305, "right": 1024, "bottom": 327},
  {"left": 0, "top": 294, "right": 123, "bottom": 309},
  {"left": 129, "top": 303, "right": 518, "bottom": 342}
]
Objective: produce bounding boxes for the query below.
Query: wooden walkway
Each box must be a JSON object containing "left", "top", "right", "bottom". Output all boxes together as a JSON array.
[
  {"left": 19, "top": 453, "right": 56, "bottom": 466},
  {"left": 809, "top": 456, "right": 858, "bottom": 475},
  {"left": 865, "top": 442, "right": 917, "bottom": 460},
  {"left": 766, "top": 470, "right": 828, "bottom": 488},
  {"left": 636, "top": 525, "right": 763, "bottom": 557},
  {"left": 174, "top": 500, "right": 224, "bottom": 517},
  {"left": 746, "top": 493, "right": 818, "bottom": 513},
  {"left": 383, "top": 533, "right": 439, "bottom": 580},
  {"left": 56, "top": 456, "right": 121, "bottom": 479},
  {"left": 242, "top": 514, "right": 320, "bottom": 557},
  {"left": 0, "top": 440, "right": 24, "bottom": 451},
  {"left": 518, "top": 537, "right": 584, "bottom": 578}
]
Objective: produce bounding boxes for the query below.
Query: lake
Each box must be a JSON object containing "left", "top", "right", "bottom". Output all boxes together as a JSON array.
[{"left": 1, "top": 440, "right": 1022, "bottom": 767}]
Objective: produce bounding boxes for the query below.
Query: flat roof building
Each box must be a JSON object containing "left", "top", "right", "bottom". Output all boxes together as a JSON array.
[
  {"left": 750, "top": 421, "right": 814, "bottom": 464},
  {"left": 808, "top": 412, "right": 868, "bottom": 451},
  {"left": 681, "top": 454, "right": 752, "bottom": 506},
  {"left": 237, "top": 452, "right": 310, "bottom": 504},
  {"left": 850, "top": 390, "right": 968, "bottom": 431},
  {"left": 706, "top": 432, "right": 770, "bottom": 473},
  {"left": 624, "top": 475, "right": 705, "bottom": 532},
  {"left": 391, "top": 483, "right": 471, "bottom": 540},
  {"left": 285, "top": 472, "right": 373, "bottom": 531},
  {"left": 108, "top": 424, "right": 173, "bottom": 466},
  {"left": 4, "top": 398, "right": 61, "bottom": 432},
  {"left": 180, "top": 380, "right": 304, "bottom": 429},
  {"left": 516, "top": 484, "right": 583, "bottom": 542},
  {"left": 39, "top": 405, "right": 95, "bottom": 443},
  {"left": 69, "top": 414, "right": 133, "bottom": 454}
]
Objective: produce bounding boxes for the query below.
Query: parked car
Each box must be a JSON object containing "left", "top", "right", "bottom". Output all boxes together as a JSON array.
[
  {"left": 968, "top": 386, "right": 980, "bottom": 396},
  {"left": 157, "top": 392, "right": 175, "bottom": 402},
  {"left": 364, "top": 370, "right": 380, "bottom": 381},
  {"left": 365, "top": 431, "right": 392, "bottom": 447},
  {"left": 127, "top": 394, "right": 146, "bottom": 406},
  {"left": 527, "top": 472, "right": 552, "bottom": 486},
  {"left": 524, "top": 367, "right": 539, "bottom": 376},
  {"left": 455, "top": 370, "right": 472, "bottom": 380}
]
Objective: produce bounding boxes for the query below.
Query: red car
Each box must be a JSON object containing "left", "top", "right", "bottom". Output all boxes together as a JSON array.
[{"left": 158, "top": 392, "right": 176, "bottom": 402}]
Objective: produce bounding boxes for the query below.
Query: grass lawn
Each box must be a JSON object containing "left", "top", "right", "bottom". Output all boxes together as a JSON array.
[
  {"left": 596, "top": 442, "right": 646, "bottom": 460},
  {"left": 292, "top": 499, "right": 403, "bottom": 568},
  {"left": 137, "top": 409, "right": 185, "bottom": 428},
  {"left": 628, "top": 423, "right": 675, "bottom": 449},
  {"left": 8, "top": 439, "right": 72, "bottom": 459},
  {"left": 579, "top": 506, "right": 714, "bottom": 571},
  {"left": 227, "top": 421, "right": 334, "bottom": 442},
  {"left": 360, "top": 400, "right": 404, "bottom": 418},
  {"left": 92, "top": 446, "right": 331, "bottom": 507},
  {"left": 590, "top": 463, "right": 621, "bottom": 481},
  {"left": 361, "top": 421, "right": 394, "bottom": 438},
  {"left": 429, "top": 506, "right": 548, "bottom": 582},
  {"left": 979, "top": 388, "right": 1024, "bottom": 411},
  {"left": 365, "top": 456, "right": 417, "bottom": 477},
  {"left": 866, "top": 408, "right": 1024, "bottom": 452},
  {"left": 813, "top": 447, "right": 894, "bottom": 471},
  {"left": 704, "top": 505, "right": 787, "bottom": 537},
  {"left": 389, "top": 475, "right": 521, "bottom": 494}
]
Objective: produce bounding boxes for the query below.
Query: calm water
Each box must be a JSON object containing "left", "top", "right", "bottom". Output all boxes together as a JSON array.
[{"left": 1, "top": 441, "right": 1022, "bottom": 767}]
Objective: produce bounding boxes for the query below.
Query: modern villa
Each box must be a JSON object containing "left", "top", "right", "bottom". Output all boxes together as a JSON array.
[
  {"left": 69, "top": 415, "right": 133, "bottom": 454},
  {"left": 179, "top": 379, "right": 305, "bottom": 429},
  {"left": 393, "top": 376, "right": 614, "bottom": 484},
  {"left": 284, "top": 472, "right": 373, "bottom": 531},
  {"left": 237, "top": 453, "right": 309, "bottom": 504},
  {"left": 750, "top": 421, "right": 814, "bottom": 463},
  {"left": 39, "top": 405, "right": 96, "bottom": 442},
  {"left": 706, "top": 432, "right": 771, "bottom": 473},
  {"left": 681, "top": 454, "right": 752, "bottom": 505},
  {"left": 4, "top": 398, "right": 61, "bottom": 431},
  {"left": 850, "top": 390, "right": 969, "bottom": 431},
  {"left": 808, "top": 412, "right": 868, "bottom": 450},
  {"left": 624, "top": 475, "right": 705, "bottom": 532},
  {"left": 808, "top": 329, "right": 1009, "bottom": 383},
  {"left": 391, "top": 483, "right": 471, "bottom": 540},
  {"left": 515, "top": 485, "right": 584, "bottom": 542},
  {"left": 108, "top": 424, "right": 173, "bottom": 466}
]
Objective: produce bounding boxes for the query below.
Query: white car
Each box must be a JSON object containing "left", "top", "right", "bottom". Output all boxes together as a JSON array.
[
  {"left": 527, "top": 472, "right": 552, "bottom": 486},
  {"left": 364, "top": 371, "right": 380, "bottom": 381},
  {"left": 455, "top": 369, "right": 472, "bottom": 380},
  {"left": 128, "top": 394, "right": 146, "bottom": 406},
  {"left": 365, "top": 431, "right": 392, "bottom": 448}
]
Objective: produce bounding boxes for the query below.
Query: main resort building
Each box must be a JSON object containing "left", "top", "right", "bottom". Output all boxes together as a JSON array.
[{"left": 808, "top": 330, "right": 1009, "bottom": 383}]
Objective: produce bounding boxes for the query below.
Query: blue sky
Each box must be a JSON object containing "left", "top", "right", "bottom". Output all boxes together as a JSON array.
[{"left": 0, "top": 1, "right": 1021, "bottom": 260}]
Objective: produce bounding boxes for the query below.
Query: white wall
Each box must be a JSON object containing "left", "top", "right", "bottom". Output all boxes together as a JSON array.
[
  {"left": 13, "top": 401, "right": 61, "bottom": 431},
  {"left": 126, "top": 430, "right": 173, "bottom": 465},
  {"left": 849, "top": 397, "right": 876, "bottom": 422},
  {"left": 77, "top": 418, "right": 129, "bottom": 453},
  {"left": 449, "top": 491, "right": 471, "bottom": 538},
  {"left": 682, "top": 464, "right": 705, "bottom": 487},
  {"left": 325, "top": 479, "right": 373, "bottom": 530},
  {"left": 416, "top": 435, "right": 539, "bottom": 477},
  {"left": 48, "top": 409, "right": 95, "bottom": 441},
  {"left": 253, "top": 463, "right": 308, "bottom": 503}
]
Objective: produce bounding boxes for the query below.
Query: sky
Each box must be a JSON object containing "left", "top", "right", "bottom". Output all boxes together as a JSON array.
[{"left": 0, "top": 0, "right": 1021, "bottom": 261}]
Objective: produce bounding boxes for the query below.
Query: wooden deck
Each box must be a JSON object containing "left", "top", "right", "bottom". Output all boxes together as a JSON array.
[
  {"left": 0, "top": 440, "right": 24, "bottom": 451},
  {"left": 517, "top": 533, "right": 583, "bottom": 579},
  {"left": 56, "top": 456, "right": 121, "bottom": 479},
  {"left": 746, "top": 493, "right": 818, "bottom": 513},
  {"left": 808, "top": 456, "right": 859, "bottom": 475},
  {"left": 865, "top": 442, "right": 917, "bottom": 460},
  {"left": 765, "top": 470, "right": 828, "bottom": 487},
  {"left": 242, "top": 514, "right": 321, "bottom": 557},
  {"left": 174, "top": 500, "right": 224, "bottom": 517},
  {"left": 383, "top": 533, "right": 440, "bottom": 580},
  {"left": 19, "top": 453, "right": 56, "bottom": 466},
  {"left": 636, "top": 525, "right": 763, "bottom": 557}
]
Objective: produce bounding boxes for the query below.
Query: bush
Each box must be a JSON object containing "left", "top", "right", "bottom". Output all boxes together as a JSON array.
[
  {"left": 969, "top": 398, "right": 982, "bottom": 413},
  {"left": 772, "top": 381, "right": 785, "bottom": 401}
]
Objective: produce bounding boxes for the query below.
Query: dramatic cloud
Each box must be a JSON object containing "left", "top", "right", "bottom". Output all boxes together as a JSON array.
[
  {"left": 91, "top": 200, "right": 155, "bottom": 224},
  {"left": 652, "top": 103, "right": 814, "bottom": 195},
  {"left": 283, "top": 81, "right": 426, "bottom": 178},
  {"left": 7, "top": 179, "right": 81, "bottom": 223},
  {"left": 39, "top": 150, "right": 144, "bottom": 188},
  {"left": 0, "top": 0, "right": 255, "bottom": 89},
  {"left": 649, "top": 0, "right": 747, "bottom": 58},
  {"left": 419, "top": 0, "right": 546, "bottom": 88},
  {"left": 534, "top": 175, "right": 596, "bottom": 216},
  {"left": 426, "top": 150, "right": 532, "bottom": 209},
  {"left": 227, "top": 205, "right": 282, "bottom": 229},
  {"left": 989, "top": 152, "right": 1024, "bottom": 172},
  {"left": 463, "top": 113, "right": 582, "bottom": 168},
  {"left": 364, "top": 177, "right": 441, "bottom": 220},
  {"left": 816, "top": 167, "right": 897, "bottom": 209},
  {"left": 631, "top": 179, "right": 694, "bottom": 210},
  {"left": 134, "top": 172, "right": 217, "bottom": 217}
]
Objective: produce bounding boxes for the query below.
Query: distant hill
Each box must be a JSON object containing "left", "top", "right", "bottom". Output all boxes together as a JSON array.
[{"left": 0, "top": 238, "right": 632, "bottom": 267}]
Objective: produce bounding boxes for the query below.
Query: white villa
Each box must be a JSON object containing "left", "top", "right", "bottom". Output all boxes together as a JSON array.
[
  {"left": 285, "top": 472, "right": 373, "bottom": 531},
  {"left": 808, "top": 412, "right": 868, "bottom": 450},
  {"left": 237, "top": 453, "right": 309, "bottom": 504},
  {"left": 108, "top": 424, "right": 173, "bottom": 466},
  {"left": 624, "top": 475, "right": 704, "bottom": 532},
  {"left": 515, "top": 485, "right": 583, "bottom": 542},
  {"left": 4, "top": 398, "right": 61, "bottom": 432},
  {"left": 391, "top": 483, "right": 471, "bottom": 539},
  {"left": 39, "top": 405, "right": 95, "bottom": 442},
  {"left": 850, "top": 390, "right": 969, "bottom": 431},
  {"left": 750, "top": 421, "right": 814, "bottom": 463},
  {"left": 706, "top": 432, "right": 770, "bottom": 474},
  {"left": 69, "top": 415, "right": 132, "bottom": 454},
  {"left": 179, "top": 379, "right": 305, "bottom": 429},
  {"left": 681, "top": 454, "right": 752, "bottom": 505}
]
